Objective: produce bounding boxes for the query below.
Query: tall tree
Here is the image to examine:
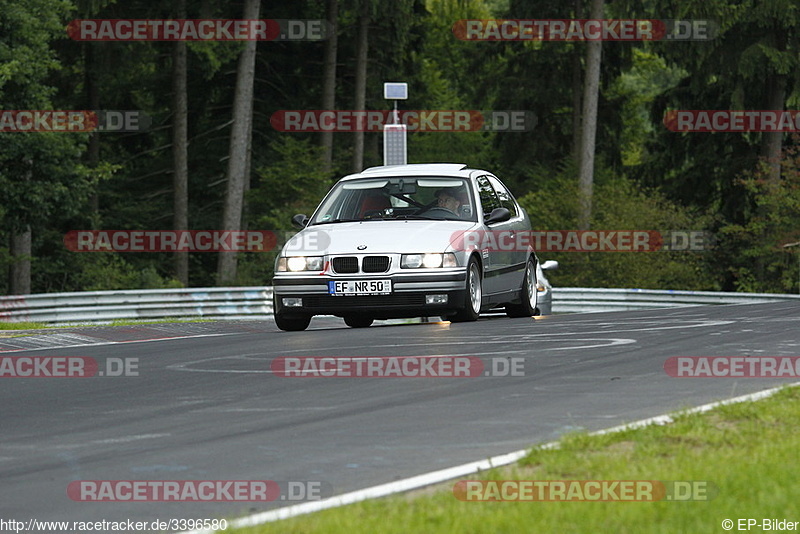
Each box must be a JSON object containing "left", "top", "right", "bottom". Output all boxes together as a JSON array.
[
  {"left": 321, "top": 0, "right": 339, "bottom": 174},
  {"left": 172, "top": 0, "right": 189, "bottom": 286},
  {"left": 217, "top": 0, "right": 260, "bottom": 285},
  {"left": 641, "top": 0, "right": 798, "bottom": 207},
  {"left": 73, "top": 0, "right": 115, "bottom": 225},
  {"left": 351, "top": 0, "right": 370, "bottom": 173},
  {"left": 9, "top": 164, "right": 32, "bottom": 295},
  {"left": 760, "top": 76, "right": 786, "bottom": 187},
  {"left": 577, "top": 0, "right": 604, "bottom": 229},
  {"left": 571, "top": 0, "right": 583, "bottom": 160},
  {"left": 0, "top": 0, "right": 91, "bottom": 295}
]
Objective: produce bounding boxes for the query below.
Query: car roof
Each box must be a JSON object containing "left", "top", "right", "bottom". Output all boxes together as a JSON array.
[{"left": 340, "top": 163, "right": 484, "bottom": 181}]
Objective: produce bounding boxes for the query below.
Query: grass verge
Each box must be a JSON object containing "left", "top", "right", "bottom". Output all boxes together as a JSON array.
[
  {"left": 106, "top": 318, "right": 216, "bottom": 327},
  {"left": 0, "top": 322, "right": 48, "bottom": 331},
  {"left": 232, "top": 385, "right": 800, "bottom": 534},
  {"left": 0, "top": 318, "right": 219, "bottom": 331}
]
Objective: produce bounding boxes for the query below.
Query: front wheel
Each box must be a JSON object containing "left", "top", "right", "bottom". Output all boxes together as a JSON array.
[
  {"left": 275, "top": 314, "right": 311, "bottom": 331},
  {"left": 344, "top": 316, "right": 373, "bottom": 328},
  {"left": 449, "top": 257, "right": 482, "bottom": 322},
  {"left": 506, "top": 258, "right": 539, "bottom": 318}
]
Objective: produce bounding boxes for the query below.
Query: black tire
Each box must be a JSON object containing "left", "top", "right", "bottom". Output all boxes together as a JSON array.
[
  {"left": 449, "top": 256, "right": 482, "bottom": 322},
  {"left": 344, "top": 316, "right": 373, "bottom": 328},
  {"left": 275, "top": 314, "right": 311, "bottom": 331},
  {"left": 506, "top": 257, "right": 539, "bottom": 318}
]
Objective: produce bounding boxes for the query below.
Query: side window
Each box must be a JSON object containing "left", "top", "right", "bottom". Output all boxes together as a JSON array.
[
  {"left": 488, "top": 176, "right": 518, "bottom": 218},
  {"left": 476, "top": 175, "right": 501, "bottom": 217}
]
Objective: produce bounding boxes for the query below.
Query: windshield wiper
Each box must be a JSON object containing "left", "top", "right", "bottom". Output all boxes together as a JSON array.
[
  {"left": 312, "top": 217, "right": 394, "bottom": 225},
  {"left": 394, "top": 214, "right": 440, "bottom": 220},
  {"left": 310, "top": 218, "right": 360, "bottom": 225}
]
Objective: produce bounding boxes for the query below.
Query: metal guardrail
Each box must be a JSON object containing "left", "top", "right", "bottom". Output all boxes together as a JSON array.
[
  {"left": 552, "top": 287, "right": 800, "bottom": 314},
  {"left": 0, "top": 286, "right": 798, "bottom": 324},
  {"left": 0, "top": 287, "right": 273, "bottom": 323}
]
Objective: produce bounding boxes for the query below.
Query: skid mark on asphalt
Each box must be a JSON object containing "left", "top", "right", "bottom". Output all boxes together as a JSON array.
[
  {"left": 165, "top": 316, "right": 733, "bottom": 375},
  {"left": 166, "top": 338, "right": 638, "bottom": 374},
  {"left": 3, "top": 433, "right": 172, "bottom": 451}
]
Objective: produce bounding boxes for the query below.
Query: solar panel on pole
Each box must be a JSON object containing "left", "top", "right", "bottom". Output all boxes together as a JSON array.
[
  {"left": 383, "top": 82, "right": 408, "bottom": 166},
  {"left": 383, "top": 124, "right": 407, "bottom": 165}
]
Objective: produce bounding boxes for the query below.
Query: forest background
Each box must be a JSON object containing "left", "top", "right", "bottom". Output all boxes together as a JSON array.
[{"left": 1, "top": 0, "right": 798, "bottom": 296}]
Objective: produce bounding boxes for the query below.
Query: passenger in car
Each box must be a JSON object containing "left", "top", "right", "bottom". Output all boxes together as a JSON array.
[{"left": 358, "top": 191, "right": 392, "bottom": 218}]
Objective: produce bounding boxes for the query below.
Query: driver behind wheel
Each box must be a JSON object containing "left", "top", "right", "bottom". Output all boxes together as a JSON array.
[{"left": 436, "top": 188, "right": 461, "bottom": 216}]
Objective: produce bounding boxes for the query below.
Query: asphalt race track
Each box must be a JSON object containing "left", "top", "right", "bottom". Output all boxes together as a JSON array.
[{"left": 1, "top": 302, "right": 799, "bottom": 529}]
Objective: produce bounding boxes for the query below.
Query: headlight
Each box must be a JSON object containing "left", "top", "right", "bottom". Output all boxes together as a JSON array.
[
  {"left": 401, "top": 253, "right": 457, "bottom": 269},
  {"left": 401, "top": 254, "right": 423, "bottom": 268},
  {"left": 277, "top": 256, "right": 324, "bottom": 272},
  {"left": 423, "top": 253, "right": 443, "bottom": 268}
]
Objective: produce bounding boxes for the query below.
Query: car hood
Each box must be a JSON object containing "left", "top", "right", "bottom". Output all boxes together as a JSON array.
[{"left": 284, "top": 220, "right": 478, "bottom": 255}]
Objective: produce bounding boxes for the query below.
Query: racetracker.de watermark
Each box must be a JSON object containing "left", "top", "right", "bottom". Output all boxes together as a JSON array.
[
  {"left": 452, "top": 19, "right": 717, "bottom": 41},
  {"left": 62, "top": 230, "right": 330, "bottom": 252},
  {"left": 664, "top": 110, "right": 800, "bottom": 132},
  {"left": 664, "top": 356, "right": 800, "bottom": 378},
  {"left": 0, "top": 519, "right": 229, "bottom": 533},
  {"left": 0, "top": 110, "right": 150, "bottom": 132},
  {"left": 67, "top": 19, "right": 331, "bottom": 41},
  {"left": 453, "top": 480, "right": 716, "bottom": 501},
  {"left": 0, "top": 357, "right": 138, "bottom": 378},
  {"left": 449, "top": 230, "right": 711, "bottom": 252},
  {"left": 270, "top": 110, "right": 537, "bottom": 132},
  {"left": 67, "top": 480, "right": 331, "bottom": 501},
  {"left": 271, "top": 356, "right": 525, "bottom": 377}
]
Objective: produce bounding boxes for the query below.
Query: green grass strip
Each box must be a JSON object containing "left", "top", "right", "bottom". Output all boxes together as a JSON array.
[
  {"left": 0, "top": 318, "right": 219, "bottom": 331},
  {"left": 232, "top": 385, "right": 800, "bottom": 534},
  {"left": 0, "top": 322, "right": 49, "bottom": 330}
]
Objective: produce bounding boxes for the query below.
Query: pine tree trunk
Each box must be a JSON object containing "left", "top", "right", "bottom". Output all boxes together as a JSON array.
[
  {"left": 760, "top": 73, "right": 786, "bottom": 186},
  {"left": 321, "top": 0, "right": 339, "bottom": 174},
  {"left": 351, "top": 0, "right": 369, "bottom": 173},
  {"left": 571, "top": 0, "right": 583, "bottom": 161},
  {"left": 85, "top": 42, "right": 101, "bottom": 224},
  {"left": 172, "top": 0, "right": 189, "bottom": 286},
  {"left": 577, "top": 0, "right": 603, "bottom": 230},
  {"left": 216, "top": 0, "right": 260, "bottom": 285},
  {"left": 9, "top": 226, "right": 32, "bottom": 296}
]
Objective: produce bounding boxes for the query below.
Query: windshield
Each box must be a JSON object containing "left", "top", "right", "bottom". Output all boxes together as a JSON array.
[{"left": 309, "top": 176, "right": 476, "bottom": 225}]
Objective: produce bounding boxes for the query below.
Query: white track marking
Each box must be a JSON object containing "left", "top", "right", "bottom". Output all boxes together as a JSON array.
[
  {"left": 0, "top": 333, "right": 238, "bottom": 353},
  {"left": 180, "top": 382, "right": 800, "bottom": 533}
]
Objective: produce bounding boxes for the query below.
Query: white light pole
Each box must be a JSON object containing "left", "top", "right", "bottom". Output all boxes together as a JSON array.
[{"left": 383, "top": 82, "right": 408, "bottom": 166}]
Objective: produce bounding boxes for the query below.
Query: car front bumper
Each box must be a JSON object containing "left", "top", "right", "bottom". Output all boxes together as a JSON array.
[{"left": 273, "top": 269, "right": 467, "bottom": 319}]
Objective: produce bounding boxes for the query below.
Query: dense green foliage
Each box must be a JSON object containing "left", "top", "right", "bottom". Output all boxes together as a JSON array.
[{"left": 1, "top": 0, "right": 799, "bottom": 293}]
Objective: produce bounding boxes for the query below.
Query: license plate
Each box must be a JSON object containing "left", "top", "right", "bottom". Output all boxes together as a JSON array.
[{"left": 328, "top": 280, "right": 392, "bottom": 296}]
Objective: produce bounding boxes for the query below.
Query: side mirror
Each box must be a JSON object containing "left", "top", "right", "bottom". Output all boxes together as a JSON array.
[
  {"left": 484, "top": 207, "right": 511, "bottom": 225},
  {"left": 541, "top": 260, "right": 559, "bottom": 271},
  {"left": 291, "top": 214, "right": 309, "bottom": 229}
]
